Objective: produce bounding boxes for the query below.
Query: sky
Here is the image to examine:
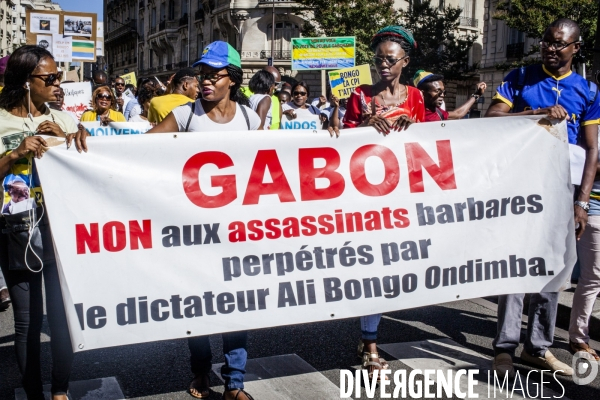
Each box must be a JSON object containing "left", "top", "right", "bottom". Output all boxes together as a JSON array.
[{"left": 55, "top": 0, "right": 103, "bottom": 21}]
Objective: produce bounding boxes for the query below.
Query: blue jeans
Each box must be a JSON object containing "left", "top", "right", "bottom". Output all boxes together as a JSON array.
[
  {"left": 361, "top": 314, "right": 382, "bottom": 340},
  {"left": 188, "top": 331, "right": 247, "bottom": 390}
]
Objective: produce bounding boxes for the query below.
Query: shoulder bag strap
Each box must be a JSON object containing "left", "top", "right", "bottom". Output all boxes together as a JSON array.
[
  {"left": 240, "top": 105, "right": 251, "bottom": 130},
  {"left": 185, "top": 102, "right": 195, "bottom": 132}
]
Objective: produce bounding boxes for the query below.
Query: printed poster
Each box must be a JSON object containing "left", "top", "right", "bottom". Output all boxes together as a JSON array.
[
  {"left": 36, "top": 35, "right": 53, "bottom": 51},
  {"left": 0, "top": 135, "right": 38, "bottom": 215},
  {"left": 63, "top": 15, "right": 93, "bottom": 37},
  {"left": 29, "top": 12, "right": 60, "bottom": 34},
  {"left": 291, "top": 37, "right": 356, "bottom": 70},
  {"left": 328, "top": 64, "right": 373, "bottom": 100},
  {"left": 52, "top": 35, "right": 73, "bottom": 62},
  {"left": 120, "top": 72, "right": 137, "bottom": 87},
  {"left": 61, "top": 82, "right": 92, "bottom": 120}
]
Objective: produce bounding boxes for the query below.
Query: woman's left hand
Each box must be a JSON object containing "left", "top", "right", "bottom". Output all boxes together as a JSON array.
[
  {"left": 391, "top": 115, "right": 415, "bottom": 132},
  {"left": 36, "top": 121, "right": 66, "bottom": 138},
  {"left": 65, "top": 124, "right": 89, "bottom": 153}
]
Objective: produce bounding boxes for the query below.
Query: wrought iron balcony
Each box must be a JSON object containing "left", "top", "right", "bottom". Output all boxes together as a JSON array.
[
  {"left": 159, "top": 20, "right": 166, "bottom": 31},
  {"left": 506, "top": 42, "right": 525, "bottom": 59},
  {"left": 260, "top": 50, "right": 291, "bottom": 60},
  {"left": 150, "top": 26, "right": 156, "bottom": 34},
  {"left": 106, "top": 20, "right": 138, "bottom": 44},
  {"left": 459, "top": 17, "right": 478, "bottom": 28},
  {"left": 195, "top": 9, "right": 204, "bottom": 21}
]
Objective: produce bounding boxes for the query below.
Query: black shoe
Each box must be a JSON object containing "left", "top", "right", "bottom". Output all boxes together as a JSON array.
[{"left": 0, "top": 288, "right": 11, "bottom": 311}]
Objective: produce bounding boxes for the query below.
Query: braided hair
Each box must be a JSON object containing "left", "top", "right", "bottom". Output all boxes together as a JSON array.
[
  {"left": 226, "top": 64, "right": 250, "bottom": 107},
  {"left": 370, "top": 26, "right": 417, "bottom": 56}
]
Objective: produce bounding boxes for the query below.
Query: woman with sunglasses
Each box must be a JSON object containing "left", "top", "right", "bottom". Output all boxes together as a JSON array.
[
  {"left": 80, "top": 86, "right": 126, "bottom": 125},
  {"left": 330, "top": 26, "right": 425, "bottom": 383},
  {"left": 281, "top": 81, "right": 324, "bottom": 129},
  {"left": 148, "top": 41, "right": 259, "bottom": 400},
  {"left": 0, "top": 45, "right": 84, "bottom": 400},
  {"left": 330, "top": 26, "right": 425, "bottom": 138}
]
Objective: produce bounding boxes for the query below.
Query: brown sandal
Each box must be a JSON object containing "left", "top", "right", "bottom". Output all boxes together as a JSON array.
[
  {"left": 361, "top": 352, "right": 391, "bottom": 383},
  {"left": 570, "top": 341, "right": 600, "bottom": 361},
  {"left": 189, "top": 373, "right": 210, "bottom": 399}
]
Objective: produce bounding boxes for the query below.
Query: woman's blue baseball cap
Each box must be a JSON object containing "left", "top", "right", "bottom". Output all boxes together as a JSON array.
[{"left": 192, "top": 41, "right": 241, "bottom": 69}]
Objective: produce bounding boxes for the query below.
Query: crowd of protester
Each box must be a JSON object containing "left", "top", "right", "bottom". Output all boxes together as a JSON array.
[{"left": 0, "top": 17, "right": 599, "bottom": 400}]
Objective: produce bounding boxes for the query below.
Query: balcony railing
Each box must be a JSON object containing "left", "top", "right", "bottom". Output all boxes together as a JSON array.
[
  {"left": 459, "top": 17, "right": 478, "bottom": 28},
  {"left": 166, "top": 63, "right": 173, "bottom": 70},
  {"left": 150, "top": 26, "right": 156, "bottom": 34},
  {"left": 179, "top": 14, "right": 188, "bottom": 27},
  {"left": 159, "top": 20, "right": 166, "bottom": 31},
  {"left": 195, "top": 9, "right": 204, "bottom": 21},
  {"left": 177, "top": 61, "right": 188, "bottom": 68},
  {"left": 106, "top": 20, "right": 137, "bottom": 42},
  {"left": 506, "top": 42, "right": 525, "bottom": 59},
  {"left": 260, "top": 50, "right": 291, "bottom": 60}
]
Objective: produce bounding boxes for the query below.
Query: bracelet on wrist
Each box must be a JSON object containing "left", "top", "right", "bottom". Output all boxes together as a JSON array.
[{"left": 575, "top": 200, "right": 590, "bottom": 213}]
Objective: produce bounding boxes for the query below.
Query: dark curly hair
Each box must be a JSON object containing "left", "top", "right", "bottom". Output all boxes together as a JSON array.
[
  {"left": 0, "top": 45, "right": 54, "bottom": 111},
  {"left": 137, "top": 85, "right": 158, "bottom": 111},
  {"left": 226, "top": 64, "right": 249, "bottom": 107}
]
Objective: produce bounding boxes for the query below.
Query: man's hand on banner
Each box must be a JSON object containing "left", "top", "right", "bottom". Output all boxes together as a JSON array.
[
  {"left": 575, "top": 205, "right": 588, "bottom": 240},
  {"left": 534, "top": 104, "right": 569, "bottom": 121},
  {"left": 65, "top": 124, "right": 89, "bottom": 153},
  {"left": 282, "top": 109, "right": 297, "bottom": 119},
  {"left": 36, "top": 121, "right": 66, "bottom": 138}
]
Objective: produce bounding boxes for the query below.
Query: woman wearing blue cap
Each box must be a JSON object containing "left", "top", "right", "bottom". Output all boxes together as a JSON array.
[{"left": 148, "top": 41, "right": 259, "bottom": 400}]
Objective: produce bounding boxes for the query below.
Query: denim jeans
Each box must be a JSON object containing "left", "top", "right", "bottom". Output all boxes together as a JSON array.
[
  {"left": 360, "top": 314, "right": 382, "bottom": 340},
  {"left": 0, "top": 216, "right": 74, "bottom": 399},
  {"left": 188, "top": 331, "right": 247, "bottom": 390},
  {"left": 493, "top": 292, "right": 558, "bottom": 357}
]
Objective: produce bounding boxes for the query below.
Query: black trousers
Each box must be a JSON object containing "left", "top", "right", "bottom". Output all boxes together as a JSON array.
[{"left": 0, "top": 217, "right": 74, "bottom": 399}]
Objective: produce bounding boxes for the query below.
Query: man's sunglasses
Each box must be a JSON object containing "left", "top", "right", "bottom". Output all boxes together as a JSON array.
[
  {"left": 293, "top": 91, "right": 307, "bottom": 96},
  {"left": 539, "top": 40, "right": 580, "bottom": 52},
  {"left": 29, "top": 71, "right": 63, "bottom": 86},
  {"left": 96, "top": 94, "right": 112, "bottom": 100},
  {"left": 196, "top": 73, "right": 229, "bottom": 84},
  {"left": 115, "top": 82, "right": 125, "bottom": 86},
  {"left": 373, "top": 56, "right": 408, "bottom": 66}
]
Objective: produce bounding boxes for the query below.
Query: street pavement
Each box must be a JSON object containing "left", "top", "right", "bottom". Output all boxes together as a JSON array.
[{"left": 1, "top": 295, "right": 599, "bottom": 399}]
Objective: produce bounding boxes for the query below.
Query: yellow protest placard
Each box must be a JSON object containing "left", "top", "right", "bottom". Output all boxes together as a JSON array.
[
  {"left": 328, "top": 64, "right": 372, "bottom": 99},
  {"left": 120, "top": 72, "right": 137, "bottom": 86}
]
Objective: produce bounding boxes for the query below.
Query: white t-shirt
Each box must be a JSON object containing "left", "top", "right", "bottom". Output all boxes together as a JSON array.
[
  {"left": 128, "top": 114, "right": 148, "bottom": 123},
  {"left": 128, "top": 104, "right": 142, "bottom": 120},
  {"left": 248, "top": 94, "right": 272, "bottom": 129},
  {"left": 281, "top": 102, "right": 324, "bottom": 129},
  {"left": 172, "top": 100, "right": 261, "bottom": 132}
]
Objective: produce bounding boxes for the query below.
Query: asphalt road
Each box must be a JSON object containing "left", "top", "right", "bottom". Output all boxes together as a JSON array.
[{"left": 1, "top": 296, "right": 599, "bottom": 399}]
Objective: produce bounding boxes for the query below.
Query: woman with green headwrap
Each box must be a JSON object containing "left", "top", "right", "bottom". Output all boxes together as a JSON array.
[
  {"left": 334, "top": 25, "right": 425, "bottom": 382},
  {"left": 330, "top": 25, "right": 425, "bottom": 138}
]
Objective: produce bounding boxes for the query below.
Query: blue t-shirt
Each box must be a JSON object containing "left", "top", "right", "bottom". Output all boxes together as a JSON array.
[{"left": 493, "top": 64, "right": 600, "bottom": 144}]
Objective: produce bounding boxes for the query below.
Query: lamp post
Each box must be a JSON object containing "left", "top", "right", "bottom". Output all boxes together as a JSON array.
[{"left": 271, "top": 0, "right": 275, "bottom": 65}]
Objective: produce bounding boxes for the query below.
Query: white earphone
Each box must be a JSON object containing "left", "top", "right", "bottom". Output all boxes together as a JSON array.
[{"left": 25, "top": 82, "right": 30, "bottom": 89}]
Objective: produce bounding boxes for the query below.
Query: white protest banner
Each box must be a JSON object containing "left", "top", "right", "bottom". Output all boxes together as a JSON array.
[
  {"left": 61, "top": 82, "right": 92, "bottom": 120},
  {"left": 280, "top": 113, "right": 322, "bottom": 130},
  {"left": 35, "top": 117, "right": 575, "bottom": 352},
  {"left": 81, "top": 121, "right": 152, "bottom": 136},
  {"left": 52, "top": 34, "right": 73, "bottom": 62}
]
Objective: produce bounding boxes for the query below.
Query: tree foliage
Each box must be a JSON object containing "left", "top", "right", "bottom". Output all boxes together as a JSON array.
[
  {"left": 297, "top": 0, "right": 478, "bottom": 81},
  {"left": 494, "top": 0, "right": 597, "bottom": 62},
  {"left": 399, "top": 1, "right": 478, "bottom": 80},
  {"left": 297, "top": 0, "right": 399, "bottom": 66}
]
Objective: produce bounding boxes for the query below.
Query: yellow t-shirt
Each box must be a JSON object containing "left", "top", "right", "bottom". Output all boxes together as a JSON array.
[
  {"left": 80, "top": 109, "right": 127, "bottom": 122},
  {"left": 148, "top": 94, "right": 193, "bottom": 124}
]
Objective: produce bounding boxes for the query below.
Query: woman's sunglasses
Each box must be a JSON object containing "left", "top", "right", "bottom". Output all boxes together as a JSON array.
[
  {"left": 196, "top": 73, "right": 229, "bottom": 84},
  {"left": 96, "top": 94, "right": 112, "bottom": 100},
  {"left": 293, "top": 91, "right": 307, "bottom": 96},
  {"left": 29, "top": 71, "right": 64, "bottom": 86},
  {"left": 373, "top": 56, "right": 408, "bottom": 66}
]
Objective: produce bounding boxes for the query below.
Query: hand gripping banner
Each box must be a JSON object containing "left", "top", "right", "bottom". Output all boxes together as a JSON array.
[{"left": 35, "top": 116, "right": 575, "bottom": 351}]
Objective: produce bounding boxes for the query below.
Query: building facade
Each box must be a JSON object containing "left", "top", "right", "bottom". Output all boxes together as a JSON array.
[
  {"left": 105, "top": 0, "right": 316, "bottom": 84},
  {"left": 478, "top": 0, "right": 534, "bottom": 114},
  {"left": 0, "top": 0, "right": 15, "bottom": 58}
]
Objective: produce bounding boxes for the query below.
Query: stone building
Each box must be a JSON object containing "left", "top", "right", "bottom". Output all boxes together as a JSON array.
[
  {"left": 0, "top": 0, "right": 14, "bottom": 58},
  {"left": 478, "top": 0, "right": 535, "bottom": 114},
  {"left": 105, "top": 0, "right": 322, "bottom": 86}
]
